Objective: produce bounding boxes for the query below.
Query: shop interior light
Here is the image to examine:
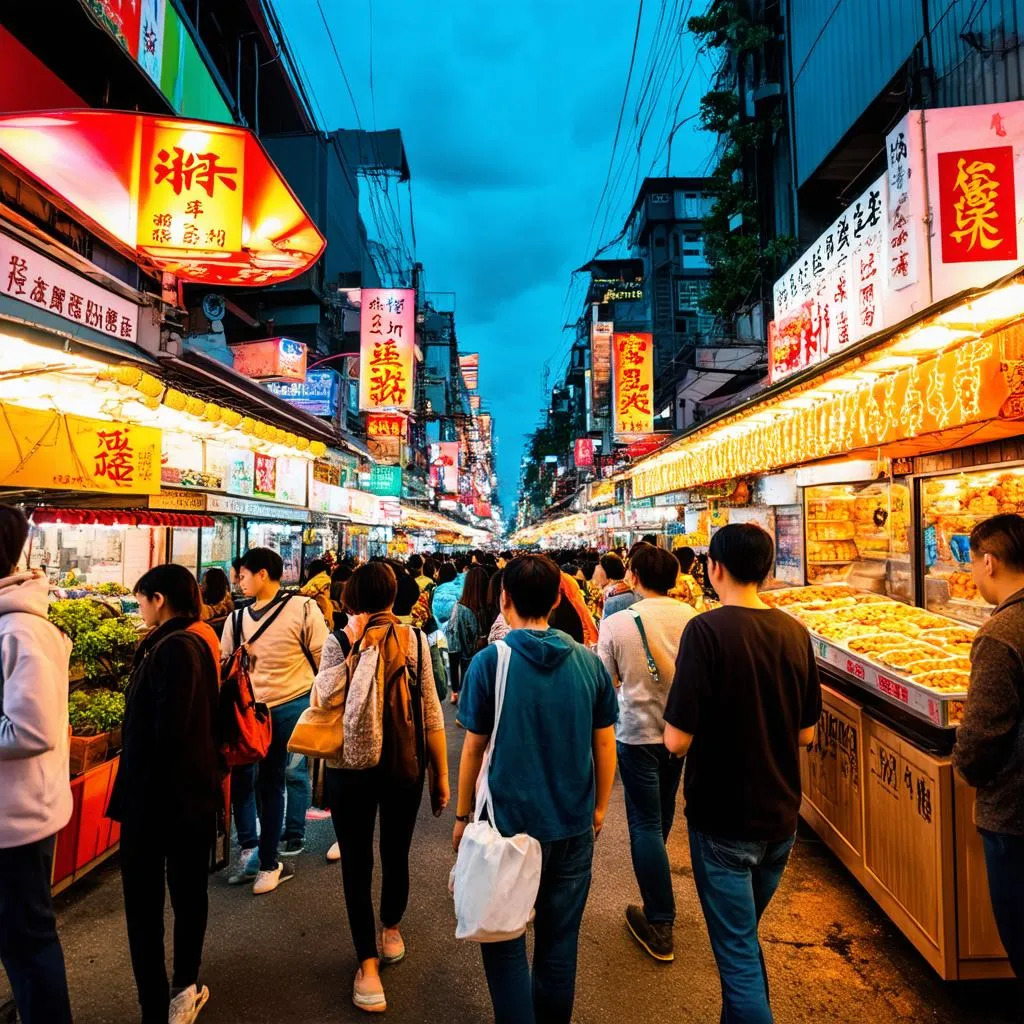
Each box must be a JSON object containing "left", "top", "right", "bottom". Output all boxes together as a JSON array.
[
  {"left": 937, "top": 283, "right": 1024, "bottom": 329},
  {"left": 887, "top": 325, "right": 973, "bottom": 356},
  {"left": 866, "top": 355, "right": 918, "bottom": 371}
]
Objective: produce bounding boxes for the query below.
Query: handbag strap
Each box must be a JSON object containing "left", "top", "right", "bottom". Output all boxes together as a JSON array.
[
  {"left": 629, "top": 609, "right": 659, "bottom": 681},
  {"left": 475, "top": 639, "right": 512, "bottom": 826}
]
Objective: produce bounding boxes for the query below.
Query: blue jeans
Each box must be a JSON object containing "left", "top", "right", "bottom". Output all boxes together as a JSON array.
[
  {"left": 979, "top": 828, "right": 1024, "bottom": 980},
  {"left": 284, "top": 753, "right": 311, "bottom": 843},
  {"left": 481, "top": 829, "right": 594, "bottom": 1024},
  {"left": 688, "top": 828, "right": 796, "bottom": 1024},
  {"left": 617, "top": 742, "right": 683, "bottom": 924},
  {"left": 231, "top": 691, "right": 310, "bottom": 871},
  {"left": 0, "top": 836, "right": 73, "bottom": 1024}
]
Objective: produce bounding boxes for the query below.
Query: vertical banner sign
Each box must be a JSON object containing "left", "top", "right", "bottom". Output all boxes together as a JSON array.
[
  {"left": 429, "top": 442, "right": 459, "bottom": 494},
  {"left": 359, "top": 289, "right": 415, "bottom": 411},
  {"left": 574, "top": 438, "right": 595, "bottom": 468},
  {"left": 138, "top": 0, "right": 166, "bottom": 86},
  {"left": 925, "top": 102, "right": 1024, "bottom": 303},
  {"left": 366, "top": 413, "right": 406, "bottom": 466},
  {"left": 590, "top": 319, "right": 613, "bottom": 414},
  {"left": 137, "top": 120, "right": 245, "bottom": 254},
  {"left": 886, "top": 112, "right": 926, "bottom": 298},
  {"left": 253, "top": 453, "right": 277, "bottom": 499},
  {"left": 459, "top": 353, "right": 479, "bottom": 390},
  {"left": 612, "top": 332, "right": 654, "bottom": 438}
]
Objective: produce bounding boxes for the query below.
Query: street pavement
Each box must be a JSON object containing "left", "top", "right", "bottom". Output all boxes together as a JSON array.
[{"left": 2, "top": 705, "right": 1020, "bottom": 1023}]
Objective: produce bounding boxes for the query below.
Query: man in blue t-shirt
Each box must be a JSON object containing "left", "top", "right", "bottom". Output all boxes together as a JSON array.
[{"left": 455, "top": 554, "right": 618, "bottom": 1024}]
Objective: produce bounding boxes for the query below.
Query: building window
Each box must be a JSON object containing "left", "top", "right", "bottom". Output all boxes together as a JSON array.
[{"left": 672, "top": 234, "right": 680, "bottom": 258}]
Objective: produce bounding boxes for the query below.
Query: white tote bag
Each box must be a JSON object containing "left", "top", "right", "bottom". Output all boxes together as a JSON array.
[{"left": 452, "top": 640, "right": 542, "bottom": 942}]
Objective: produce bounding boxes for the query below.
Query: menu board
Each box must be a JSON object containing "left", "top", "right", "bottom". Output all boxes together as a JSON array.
[{"left": 775, "top": 505, "right": 805, "bottom": 585}]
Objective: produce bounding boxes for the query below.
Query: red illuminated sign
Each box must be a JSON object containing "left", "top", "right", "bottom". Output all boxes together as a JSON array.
[{"left": 938, "top": 145, "right": 1017, "bottom": 264}]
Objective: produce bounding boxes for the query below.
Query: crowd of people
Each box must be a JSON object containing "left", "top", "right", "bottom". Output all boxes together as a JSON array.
[{"left": 0, "top": 505, "right": 1022, "bottom": 1024}]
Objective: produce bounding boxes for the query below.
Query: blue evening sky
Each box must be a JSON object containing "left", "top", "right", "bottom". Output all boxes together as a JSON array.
[{"left": 275, "top": 0, "right": 712, "bottom": 516}]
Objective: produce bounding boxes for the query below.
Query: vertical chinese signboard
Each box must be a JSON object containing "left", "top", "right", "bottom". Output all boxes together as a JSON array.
[
  {"left": 926, "top": 101, "right": 1024, "bottom": 302},
  {"left": 574, "top": 438, "right": 595, "bottom": 468},
  {"left": 138, "top": 120, "right": 244, "bottom": 255},
  {"left": 359, "top": 289, "right": 415, "bottom": 412},
  {"left": 612, "top": 332, "right": 654, "bottom": 438},
  {"left": 0, "top": 403, "right": 160, "bottom": 494},
  {"left": 366, "top": 413, "right": 407, "bottom": 466},
  {"left": 591, "top": 320, "right": 613, "bottom": 415},
  {"left": 429, "top": 442, "right": 459, "bottom": 494}
]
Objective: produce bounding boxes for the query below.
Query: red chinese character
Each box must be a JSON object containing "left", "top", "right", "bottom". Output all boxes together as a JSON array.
[
  {"left": 370, "top": 339, "right": 403, "bottom": 367},
  {"left": 49, "top": 286, "right": 65, "bottom": 314},
  {"left": 204, "top": 228, "right": 226, "bottom": 248},
  {"left": 28, "top": 277, "right": 47, "bottom": 304},
  {"left": 85, "top": 300, "right": 104, "bottom": 329},
  {"left": 182, "top": 223, "right": 201, "bottom": 246},
  {"left": 105, "top": 308, "right": 119, "bottom": 333},
  {"left": 6, "top": 256, "right": 27, "bottom": 296},
  {"left": 68, "top": 294, "right": 83, "bottom": 319},
  {"left": 892, "top": 250, "right": 910, "bottom": 277},
  {"left": 120, "top": 316, "right": 133, "bottom": 339},
  {"left": 94, "top": 429, "right": 135, "bottom": 486},
  {"left": 185, "top": 199, "right": 204, "bottom": 219},
  {"left": 369, "top": 368, "right": 408, "bottom": 406},
  {"left": 154, "top": 147, "right": 238, "bottom": 198}
]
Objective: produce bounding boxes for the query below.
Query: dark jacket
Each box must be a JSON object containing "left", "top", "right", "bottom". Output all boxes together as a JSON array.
[
  {"left": 953, "top": 587, "right": 1024, "bottom": 835},
  {"left": 107, "top": 617, "right": 221, "bottom": 833}
]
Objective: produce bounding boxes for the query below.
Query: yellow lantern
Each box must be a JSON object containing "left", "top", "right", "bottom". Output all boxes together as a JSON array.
[
  {"left": 221, "top": 409, "right": 242, "bottom": 428},
  {"left": 135, "top": 373, "right": 164, "bottom": 398},
  {"left": 204, "top": 403, "right": 222, "bottom": 422},
  {"left": 114, "top": 366, "right": 143, "bottom": 388},
  {"left": 164, "top": 389, "right": 187, "bottom": 412},
  {"left": 309, "top": 441, "right": 327, "bottom": 458},
  {"left": 185, "top": 397, "right": 206, "bottom": 418},
  {"left": 253, "top": 422, "right": 268, "bottom": 440},
  {"left": 283, "top": 432, "right": 297, "bottom": 449},
  {"left": 239, "top": 417, "right": 255, "bottom": 435},
  {"left": 295, "top": 437, "right": 310, "bottom": 452}
]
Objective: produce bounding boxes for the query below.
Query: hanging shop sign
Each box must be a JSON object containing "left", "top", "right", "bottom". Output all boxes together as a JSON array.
[
  {"left": 275, "top": 457, "right": 307, "bottom": 506},
  {"left": 359, "top": 288, "right": 415, "bottom": 411},
  {"left": 266, "top": 369, "right": 340, "bottom": 416},
  {"left": 473, "top": 500, "right": 492, "bottom": 519},
  {"left": 366, "top": 412, "right": 407, "bottom": 466},
  {"left": 0, "top": 111, "right": 325, "bottom": 286},
  {"left": 149, "top": 488, "right": 208, "bottom": 511},
  {"left": 0, "top": 230, "right": 140, "bottom": 343},
  {"left": 226, "top": 448, "right": 255, "bottom": 497},
  {"left": 313, "top": 459, "right": 342, "bottom": 487},
  {"left": 574, "top": 438, "right": 595, "bottom": 468},
  {"left": 925, "top": 101, "right": 1024, "bottom": 301},
  {"left": 459, "top": 353, "right": 479, "bottom": 391},
  {"left": 253, "top": 453, "right": 277, "bottom": 499},
  {"left": 429, "top": 441, "right": 459, "bottom": 494},
  {"left": 612, "top": 331, "right": 654, "bottom": 438},
  {"left": 589, "top": 478, "right": 616, "bottom": 507},
  {"left": 207, "top": 494, "right": 310, "bottom": 521},
  {"left": 590, "top": 320, "right": 613, "bottom": 415},
  {"left": 366, "top": 465, "right": 402, "bottom": 497},
  {"left": 0, "top": 403, "right": 160, "bottom": 494},
  {"left": 230, "top": 337, "right": 307, "bottom": 383}
]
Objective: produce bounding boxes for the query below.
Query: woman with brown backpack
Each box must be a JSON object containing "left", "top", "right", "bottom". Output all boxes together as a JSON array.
[{"left": 311, "top": 561, "right": 449, "bottom": 1014}]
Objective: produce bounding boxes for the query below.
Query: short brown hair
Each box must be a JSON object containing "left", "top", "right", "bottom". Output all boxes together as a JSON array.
[
  {"left": 503, "top": 555, "right": 561, "bottom": 620},
  {"left": 344, "top": 562, "right": 398, "bottom": 614},
  {"left": 970, "top": 513, "right": 1024, "bottom": 572}
]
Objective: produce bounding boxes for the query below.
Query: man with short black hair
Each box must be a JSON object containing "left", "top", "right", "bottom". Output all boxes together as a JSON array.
[
  {"left": 220, "top": 548, "right": 328, "bottom": 894},
  {"left": 455, "top": 554, "right": 617, "bottom": 1023},
  {"left": 663, "top": 524, "right": 820, "bottom": 1021},
  {"left": 597, "top": 552, "right": 637, "bottom": 619},
  {"left": 954, "top": 513, "right": 1024, "bottom": 984},
  {"left": 598, "top": 544, "right": 696, "bottom": 961}
]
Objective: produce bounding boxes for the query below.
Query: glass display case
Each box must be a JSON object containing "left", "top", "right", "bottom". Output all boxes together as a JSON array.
[
  {"left": 920, "top": 465, "right": 1024, "bottom": 624},
  {"left": 803, "top": 480, "right": 912, "bottom": 602}
]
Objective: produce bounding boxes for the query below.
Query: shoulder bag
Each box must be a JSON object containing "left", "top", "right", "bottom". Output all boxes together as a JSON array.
[
  {"left": 629, "top": 608, "right": 660, "bottom": 682},
  {"left": 452, "top": 640, "right": 542, "bottom": 942}
]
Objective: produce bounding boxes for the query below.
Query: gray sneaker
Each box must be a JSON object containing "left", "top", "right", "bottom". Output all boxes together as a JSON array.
[
  {"left": 280, "top": 839, "right": 305, "bottom": 857},
  {"left": 227, "top": 848, "right": 258, "bottom": 885}
]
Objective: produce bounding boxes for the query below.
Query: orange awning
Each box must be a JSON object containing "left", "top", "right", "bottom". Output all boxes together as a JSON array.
[{"left": 0, "top": 110, "right": 325, "bottom": 287}]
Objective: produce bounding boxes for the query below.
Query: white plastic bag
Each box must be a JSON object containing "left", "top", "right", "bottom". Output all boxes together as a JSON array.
[
  {"left": 452, "top": 640, "right": 542, "bottom": 942},
  {"left": 341, "top": 644, "right": 382, "bottom": 769}
]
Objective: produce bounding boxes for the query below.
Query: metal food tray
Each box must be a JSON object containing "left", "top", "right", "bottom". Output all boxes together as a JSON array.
[{"left": 805, "top": 631, "right": 966, "bottom": 728}]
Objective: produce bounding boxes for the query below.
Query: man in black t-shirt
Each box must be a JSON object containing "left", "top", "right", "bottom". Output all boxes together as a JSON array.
[{"left": 664, "top": 524, "right": 821, "bottom": 1024}]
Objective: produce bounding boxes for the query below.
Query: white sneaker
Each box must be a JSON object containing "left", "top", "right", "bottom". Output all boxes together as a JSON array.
[
  {"left": 252, "top": 860, "right": 294, "bottom": 895},
  {"left": 326, "top": 841, "right": 341, "bottom": 862},
  {"left": 352, "top": 968, "right": 386, "bottom": 1013},
  {"left": 168, "top": 983, "right": 209, "bottom": 1024},
  {"left": 227, "top": 848, "right": 258, "bottom": 885}
]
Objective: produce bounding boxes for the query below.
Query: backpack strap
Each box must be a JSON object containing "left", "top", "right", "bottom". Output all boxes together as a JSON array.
[
  {"left": 407, "top": 626, "right": 426, "bottom": 778},
  {"left": 236, "top": 592, "right": 296, "bottom": 651},
  {"left": 629, "top": 609, "right": 659, "bottom": 682},
  {"left": 332, "top": 625, "right": 352, "bottom": 659}
]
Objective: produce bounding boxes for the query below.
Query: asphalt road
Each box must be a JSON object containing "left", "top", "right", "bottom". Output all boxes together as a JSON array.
[{"left": 2, "top": 706, "right": 1020, "bottom": 1023}]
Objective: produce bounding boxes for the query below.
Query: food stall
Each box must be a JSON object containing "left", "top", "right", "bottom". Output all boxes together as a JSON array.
[{"left": 627, "top": 275, "right": 1024, "bottom": 979}]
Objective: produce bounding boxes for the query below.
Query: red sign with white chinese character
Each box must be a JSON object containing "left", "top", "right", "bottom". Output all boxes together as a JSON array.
[
  {"left": 359, "top": 289, "right": 415, "bottom": 412},
  {"left": 253, "top": 453, "right": 277, "bottom": 499},
  {"left": 612, "top": 332, "right": 654, "bottom": 438},
  {"left": 938, "top": 145, "right": 1017, "bottom": 264},
  {"left": 574, "top": 438, "right": 595, "bottom": 468}
]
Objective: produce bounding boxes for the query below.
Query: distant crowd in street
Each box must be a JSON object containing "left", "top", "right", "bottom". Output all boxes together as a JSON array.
[{"left": 0, "top": 504, "right": 1022, "bottom": 1024}]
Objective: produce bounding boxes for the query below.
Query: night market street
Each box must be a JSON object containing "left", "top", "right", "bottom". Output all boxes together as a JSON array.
[{"left": 3, "top": 709, "right": 1016, "bottom": 1024}]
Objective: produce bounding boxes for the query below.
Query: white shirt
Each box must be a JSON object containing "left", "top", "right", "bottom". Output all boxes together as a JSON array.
[{"left": 597, "top": 596, "right": 697, "bottom": 744}]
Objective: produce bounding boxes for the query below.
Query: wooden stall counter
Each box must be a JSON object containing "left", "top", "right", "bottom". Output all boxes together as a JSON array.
[{"left": 800, "top": 684, "right": 1011, "bottom": 981}]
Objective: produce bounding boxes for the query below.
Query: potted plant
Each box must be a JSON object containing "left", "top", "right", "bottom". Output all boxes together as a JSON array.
[
  {"left": 67, "top": 689, "right": 125, "bottom": 774},
  {"left": 49, "top": 599, "right": 140, "bottom": 690}
]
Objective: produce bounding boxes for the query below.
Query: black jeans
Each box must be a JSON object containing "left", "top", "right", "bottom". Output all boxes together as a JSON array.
[
  {"left": 980, "top": 828, "right": 1024, "bottom": 981},
  {"left": 326, "top": 766, "right": 423, "bottom": 963},
  {"left": 119, "top": 822, "right": 212, "bottom": 1023},
  {"left": 0, "top": 835, "right": 72, "bottom": 1024},
  {"left": 481, "top": 829, "right": 595, "bottom": 1024}
]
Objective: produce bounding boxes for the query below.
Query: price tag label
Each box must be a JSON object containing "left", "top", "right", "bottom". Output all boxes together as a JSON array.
[
  {"left": 813, "top": 638, "right": 829, "bottom": 661},
  {"left": 845, "top": 658, "right": 866, "bottom": 681},
  {"left": 876, "top": 672, "right": 910, "bottom": 705}
]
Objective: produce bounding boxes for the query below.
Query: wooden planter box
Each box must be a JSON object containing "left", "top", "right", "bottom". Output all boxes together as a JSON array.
[
  {"left": 69, "top": 732, "right": 109, "bottom": 776},
  {"left": 52, "top": 756, "right": 121, "bottom": 892}
]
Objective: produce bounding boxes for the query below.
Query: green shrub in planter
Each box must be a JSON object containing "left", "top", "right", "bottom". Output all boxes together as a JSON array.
[{"left": 67, "top": 689, "right": 125, "bottom": 737}]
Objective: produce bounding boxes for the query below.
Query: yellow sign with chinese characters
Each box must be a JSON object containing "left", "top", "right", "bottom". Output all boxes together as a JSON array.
[
  {"left": 0, "top": 403, "right": 161, "bottom": 495},
  {"left": 612, "top": 332, "right": 654, "bottom": 438},
  {"left": 137, "top": 121, "right": 245, "bottom": 254}
]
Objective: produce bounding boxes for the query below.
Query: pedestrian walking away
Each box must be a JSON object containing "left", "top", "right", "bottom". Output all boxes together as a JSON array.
[
  {"left": 314, "top": 561, "right": 450, "bottom": 1014},
  {"left": 455, "top": 553, "right": 618, "bottom": 1024},
  {"left": 220, "top": 547, "right": 328, "bottom": 893},
  {"left": 107, "top": 564, "right": 221, "bottom": 1024},
  {"left": 953, "top": 513, "right": 1024, "bottom": 997},
  {"left": 447, "top": 564, "right": 490, "bottom": 703},
  {"left": 0, "top": 506, "right": 74, "bottom": 1024},
  {"left": 597, "top": 543, "right": 696, "bottom": 961},
  {"left": 663, "top": 524, "right": 821, "bottom": 1023}
]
